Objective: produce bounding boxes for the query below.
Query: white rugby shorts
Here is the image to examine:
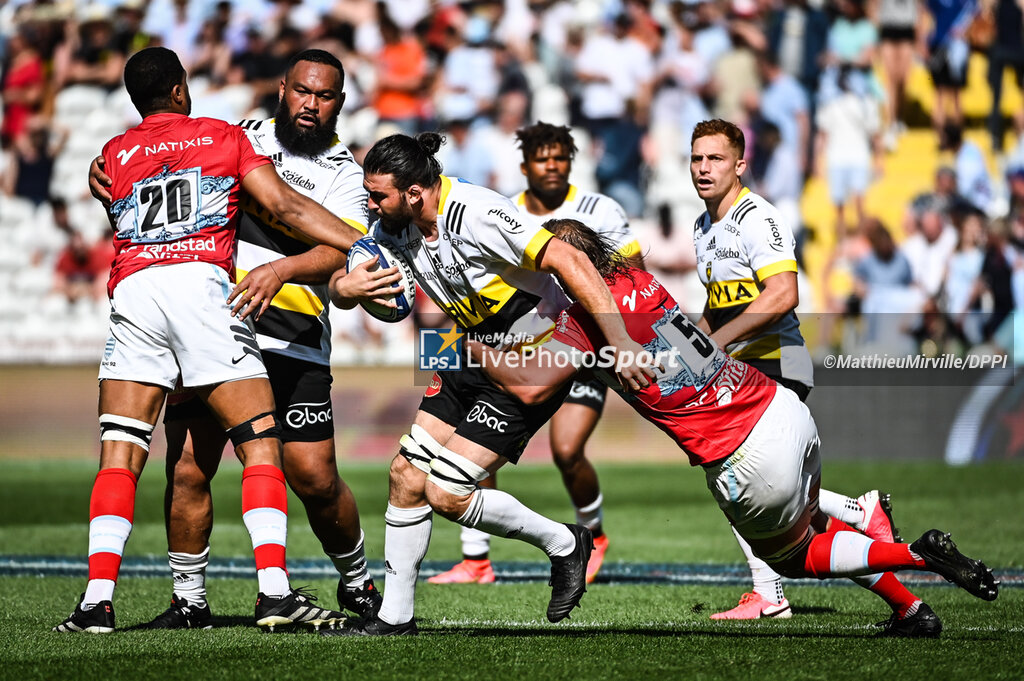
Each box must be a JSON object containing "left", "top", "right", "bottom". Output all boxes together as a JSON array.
[
  {"left": 99, "top": 262, "right": 267, "bottom": 389},
  {"left": 703, "top": 386, "right": 820, "bottom": 539}
]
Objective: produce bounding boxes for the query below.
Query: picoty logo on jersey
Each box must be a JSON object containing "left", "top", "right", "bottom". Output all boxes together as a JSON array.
[{"left": 418, "top": 325, "right": 464, "bottom": 371}]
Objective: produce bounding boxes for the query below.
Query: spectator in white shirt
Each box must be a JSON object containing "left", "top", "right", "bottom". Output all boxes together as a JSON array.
[
  {"left": 815, "top": 66, "right": 882, "bottom": 241},
  {"left": 903, "top": 201, "right": 959, "bottom": 301}
]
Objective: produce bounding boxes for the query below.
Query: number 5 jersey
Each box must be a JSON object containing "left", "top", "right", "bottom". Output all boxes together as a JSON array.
[
  {"left": 103, "top": 113, "right": 272, "bottom": 297},
  {"left": 549, "top": 267, "right": 777, "bottom": 466}
]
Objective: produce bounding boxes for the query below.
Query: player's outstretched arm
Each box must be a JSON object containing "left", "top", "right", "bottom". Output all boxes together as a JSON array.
[
  {"left": 709, "top": 270, "right": 798, "bottom": 349},
  {"left": 241, "top": 164, "right": 364, "bottom": 252},
  {"left": 536, "top": 237, "right": 656, "bottom": 392},
  {"left": 228, "top": 245, "right": 349, "bottom": 321},
  {"left": 467, "top": 340, "right": 577, "bottom": 405}
]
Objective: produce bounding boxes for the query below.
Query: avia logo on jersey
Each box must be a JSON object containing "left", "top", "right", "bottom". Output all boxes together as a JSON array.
[
  {"left": 145, "top": 136, "right": 214, "bottom": 156},
  {"left": 281, "top": 170, "right": 314, "bottom": 191},
  {"left": 706, "top": 236, "right": 716, "bottom": 251},
  {"left": 715, "top": 248, "right": 742, "bottom": 259},
  {"left": 766, "top": 217, "right": 785, "bottom": 252},
  {"left": 707, "top": 279, "right": 758, "bottom": 308},
  {"left": 466, "top": 401, "right": 511, "bottom": 433},
  {"left": 134, "top": 235, "right": 216, "bottom": 259},
  {"left": 487, "top": 208, "right": 523, "bottom": 234},
  {"left": 639, "top": 278, "right": 662, "bottom": 299},
  {"left": 285, "top": 399, "right": 332, "bottom": 429}
]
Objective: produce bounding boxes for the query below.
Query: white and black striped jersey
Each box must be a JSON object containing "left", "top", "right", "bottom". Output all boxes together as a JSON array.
[
  {"left": 509, "top": 185, "right": 641, "bottom": 259},
  {"left": 693, "top": 187, "right": 812, "bottom": 387},
  {"left": 374, "top": 176, "right": 570, "bottom": 347},
  {"left": 236, "top": 118, "right": 368, "bottom": 366}
]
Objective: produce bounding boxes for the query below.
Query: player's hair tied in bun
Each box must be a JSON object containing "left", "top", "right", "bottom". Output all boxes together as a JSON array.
[{"left": 416, "top": 132, "right": 443, "bottom": 156}]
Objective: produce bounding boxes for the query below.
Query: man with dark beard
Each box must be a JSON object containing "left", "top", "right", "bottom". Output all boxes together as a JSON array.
[{"left": 90, "top": 49, "right": 386, "bottom": 628}]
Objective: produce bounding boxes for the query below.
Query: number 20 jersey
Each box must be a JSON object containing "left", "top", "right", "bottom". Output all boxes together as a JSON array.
[
  {"left": 551, "top": 268, "right": 776, "bottom": 466},
  {"left": 104, "top": 113, "right": 271, "bottom": 297}
]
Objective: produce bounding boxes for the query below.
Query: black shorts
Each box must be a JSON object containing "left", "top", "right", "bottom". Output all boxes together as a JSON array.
[
  {"left": 164, "top": 352, "right": 334, "bottom": 443},
  {"left": 418, "top": 367, "right": 571, "bottom": 463},
  {"left": 563, "top": 374, "right": 607, "bottom": 414},
  {"left": 928, "top": 46, "right": 968, "bottom": 88},
  {"left": 879, "top": 26, "right": 916, "bottom": 43}
]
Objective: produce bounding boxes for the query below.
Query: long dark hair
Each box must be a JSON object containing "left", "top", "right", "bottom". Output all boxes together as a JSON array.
[
  {"left": 543, "top": 218, "right": 634, "bottom": 284},
  {"left": 363, "top": 132, "right": 444, "bottom": 190}
]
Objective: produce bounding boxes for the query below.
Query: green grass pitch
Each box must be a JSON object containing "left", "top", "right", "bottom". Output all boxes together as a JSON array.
[{"left": 1, "top": 459, "right": 1022, "bottom": 681}]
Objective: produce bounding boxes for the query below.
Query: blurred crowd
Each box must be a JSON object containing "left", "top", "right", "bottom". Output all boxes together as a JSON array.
[{"left": 0, "top": 0, "right": 1022, "bottom": 363}]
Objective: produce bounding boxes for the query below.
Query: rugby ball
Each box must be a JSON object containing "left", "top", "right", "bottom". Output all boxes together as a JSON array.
[{"left": 346, "top": 236, "right": 416, "bottom": 323}]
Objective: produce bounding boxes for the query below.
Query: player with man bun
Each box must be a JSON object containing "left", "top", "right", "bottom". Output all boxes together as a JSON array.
[
  {"left": 430, "top": 122, "right": 643, "bottom": 586},
  {"left": 323, "top": 132, "right": 655, "bottom": 636}
]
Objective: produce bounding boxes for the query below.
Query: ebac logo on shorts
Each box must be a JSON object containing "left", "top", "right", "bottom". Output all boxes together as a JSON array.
[{"left": 418, "top": 326, "right": 463, "bottom": 371}]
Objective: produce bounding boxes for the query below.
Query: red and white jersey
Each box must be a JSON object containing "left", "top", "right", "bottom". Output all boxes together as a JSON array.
[
  {"left": 104, "top": 113, "right": 271, "bottom": 297},
  {"left": 550, "top": 268, "right": 776, "bottom": 466}
]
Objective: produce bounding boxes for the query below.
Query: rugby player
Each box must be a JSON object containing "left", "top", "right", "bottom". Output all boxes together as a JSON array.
[
  {"left": 430, "top": 122, "right": 643, "bottom": 585},
  {"left": 55, "top": 47, "right": 365, "bottom": 634},
  {"left": 90, "top": 49, "right": 384, "bottom": 629},
  {"left": 322, "top": 132, "right": 655, "bottom": 636},
  {"left": 471, "top": 218, "right": 999, "bottom": 638},
  {"left": 690, "top": 119, "right": 897, "bottom": 620}
]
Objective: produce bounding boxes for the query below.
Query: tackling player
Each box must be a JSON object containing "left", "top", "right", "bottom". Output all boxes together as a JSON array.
[
  {"left": 690, "top": 119, "right": 897, "bottom": 620},
  {"left": 472, "top": 218, "right": 999, "bottom": 638},
  {"left": 429, "top": 122, "right": 643, "bottom": 586},
  {"left": 55, "top": 47, "right": 365, "bottom": 634},
  {"left": 323, "top": 132, "right": 655, "bottom": 636}
]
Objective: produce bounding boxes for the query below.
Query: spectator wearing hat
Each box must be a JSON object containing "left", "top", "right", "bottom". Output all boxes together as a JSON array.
[{"left": 54, "top": 3, "right": 126, "bottom": 91}]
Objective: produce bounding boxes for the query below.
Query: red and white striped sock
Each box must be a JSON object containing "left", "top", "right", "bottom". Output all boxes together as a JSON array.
[
  {"left": 852, "top": 572, "right": 922, "bottom": 617},
  {"left": 84, "top": 468, "right": 137, "bottom": 607},
  {"left": 805, "top": 519, "right": 926, "bottom": 578},
  {"left": 241, "top": 464, "right": 289, "bottom": 597}
]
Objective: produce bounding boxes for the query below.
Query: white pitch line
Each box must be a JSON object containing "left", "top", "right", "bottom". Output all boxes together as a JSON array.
[{"left": 433, "top": 618, "right": 1024, "bottom": 634}]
